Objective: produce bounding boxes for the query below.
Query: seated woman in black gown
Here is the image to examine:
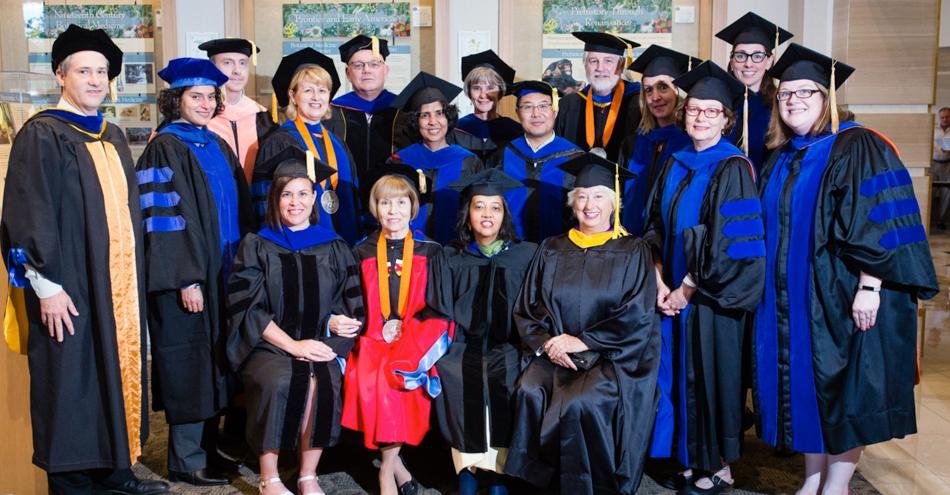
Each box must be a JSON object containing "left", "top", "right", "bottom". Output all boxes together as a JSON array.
[
  {"left": 503, "top": 152, "right": 660, "bottom": 495},
  {"left": 226, "top": 147, "right": 365, "bottom": 495},
  {"left": 434, "top": 169, "right": 537, "bottom": 495}
]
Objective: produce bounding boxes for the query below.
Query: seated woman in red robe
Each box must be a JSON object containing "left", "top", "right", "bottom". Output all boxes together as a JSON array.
[{"left": 340, "top": 160, "right": 454, "bottom": 495}]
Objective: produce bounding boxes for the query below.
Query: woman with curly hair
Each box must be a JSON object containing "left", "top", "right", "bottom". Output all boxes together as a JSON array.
[
  {"left": 136, "top": 57, "right": 254, "bottom": 485},
  {"left": 391, "top": 72, "right": 483, "bottom": 244}
]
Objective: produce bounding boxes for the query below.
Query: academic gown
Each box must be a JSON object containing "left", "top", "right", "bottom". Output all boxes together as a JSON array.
[
  {"left": 617, "top": 124, "right": 692, "bottom": 236},
  {"left": 1, "top": 109, "right": 148, "bottom": 472},
  {"left": 326, "top": 90, "right": 412, "bottom": 181},
  {"left": 754, "top": 122, "right": 939, "bottom": 454},
  {"left": 642, "top": 139, "right": 765, "bottom": 468},
  {"left": 433, "top": 240, "right": 537, "bottom": 460},
  {"left": 394, "top": 143, "right": 482, "bottom": 244},
  {"left": 253, "top": 121, "right": 362, "bottom": 244},
  {"left": 725, "top": 89, "right": 772, "bottom": 174},
  {"left": 554, "top": 81, "right": 642, "bottom": 161},
  {"left": 207, "top": 95, "right": 276, "bottom": 183},
  {"left": 487, "top": 135, "right": 584, "bottom": 243},
  {"left": 136, "top": 122, "right": 254, "bottom": 424},
  {"left": 225, "top": 225, "right": 364, "bottom": 454},
  {"left": 504, "top": 234, "right": 660, "bottom": 495},
  {"left": 341, "top": 231, "right": 455, "bottom": 449},
  {"left": 450, "top": 115, "right": 524, "bottom": 162}
]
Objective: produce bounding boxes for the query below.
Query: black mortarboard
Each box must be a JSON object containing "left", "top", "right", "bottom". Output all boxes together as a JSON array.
[
  {"left": 673, "top": 61, "right": 745, "bottom": 108},
  {"left": 271, "top": 48, "right": 341, "bottom": 107},
  {"left": 768, "top": 43, "right": 855, "bottom": 88},
  {"left": 260, "top": 145, "right": 336, "bottom": 184},
  {"left": 198, "top": 38, "right": 259, "bottom": 59},
  {"left": 51, "top": 24, "right": 123, "bottom": 80},
  {"left": 715, "top": 12, "right": 793, "bottom": 52},
  {"left": 461, "top": 50, "right": 516, "bottom": 88},
  {"left": 360, "top": 156, "right": 433, "bottom": 206},
  {"left": 571, "top": 32, "right": 640, "bottom": 58},
  {"left": 509, "top": 80, "right": 561, "bottom": 112},
  {"left": 629, "top": 45, "right": 702, "bottom": 79},
  {"left": 338, "top": 35, "right": 390, "bottom": 63},
  {"left": 559, "top": 151, "right": 634, "bottom": 190},
  {"left": 390, "top": 72, "right": 462, "bottom": 112},
  {"left": 448, "top": 168, "right": 522, "bottom": 197},
  {"left": 158, "top": 58, "right": 229, "bottom": 88}
]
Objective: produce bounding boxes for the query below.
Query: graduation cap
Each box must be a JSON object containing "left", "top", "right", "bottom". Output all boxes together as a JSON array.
[
  {"left": 448, "top": 168, "right": 522, "bottom": 197},
  {"left": 271, "top": 48, "right": 342, "bottom": 108},
  {"left": 51, "top": 24, "right": 124, "bottom": 80},
  {"left": 339, "top": 35, "right": 390, "bottom": 63},
  {"left": 360, "top": 156, "right": 432, "bottom": 207},
  {"left": 674, "top": 61, "right": 750, "bottom": 152},
  {"left": 390, "top": 72, "right": 462, "bottom": 112},
  {"left": 715, "top": 12, "right": 793, "bottom": 52},
  {"left": 260, "top": 145, "right": 336, "bottom": 184},
  {"left": 509, "top": 80, "right": 561, "bottom": 113},
  {"left": 572, "top": 32, "right": 640, "bottom": 66},
  {"left": 158, "top": 58, "right": 229, "bottom": 88},
  {"left": 198, "top": 38, "right": 260, "bottom": 66},
  {"left": 768, "top": 42, "right": 855, "bottom": 133},
  {"left": 558, "top": 150, "right": 634, "bottom": 239},
  {"left": 461, "top": 50, "right": 516, "bottom": 88},
  {"left": 628, "top": 45, "right": 702, "bottom": 79}
]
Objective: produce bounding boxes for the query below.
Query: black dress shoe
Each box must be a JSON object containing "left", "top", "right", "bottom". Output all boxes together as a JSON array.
[
  {"left": 680, "top": 474, "right": 733, "bottom": 495},
  {"left": 93, "top": 477, "right": 170, "bottom": 495},
  {"left": 168, "top": 467, "right": 229, "bottom": 486},
  {"left": 660, "top": 471, "right": 693, "bottom": 490},
  {"left": 398, "top": 478, "right": 421, "bottom": 495}
]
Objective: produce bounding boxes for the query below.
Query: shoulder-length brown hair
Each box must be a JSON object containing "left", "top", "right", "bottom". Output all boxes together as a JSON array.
[
  {"left": 764, "top": 83, "right": 855, "bottom": 150},
  {"left": 675, "top": 96, "right": 737, "bottom": 136},
  {"left": 264, "top": 175, "right": 318, "bottom": 230}
]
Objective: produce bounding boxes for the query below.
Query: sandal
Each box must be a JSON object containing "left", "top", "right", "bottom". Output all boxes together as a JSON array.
[
  {"left": 297, "top": 474, "right": 326, "bottom": 495},
  {"left": 259, "top": 476, "right": 291, "bottom": 495}
]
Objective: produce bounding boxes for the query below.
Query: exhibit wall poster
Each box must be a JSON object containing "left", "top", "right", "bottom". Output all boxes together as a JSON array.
[
  {"left": 21, "top": 0, "right": 158, "bottom": 146},
  {"left": 282, "top": 1, "right": 413, "bottom": 94},
  {"left": 541, "top": 0, "right": 672, "bottom": 95}
]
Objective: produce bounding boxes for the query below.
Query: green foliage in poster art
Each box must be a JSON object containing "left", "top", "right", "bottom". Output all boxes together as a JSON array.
[
  {"left": 542, "top": 0, "right": 671, "bottom": 34},
  {"left": 282, "top": 2, "right": 411, "bottom": 39},
  {"left": 24, "top": 4, "right": 154, "bottom": 39}
]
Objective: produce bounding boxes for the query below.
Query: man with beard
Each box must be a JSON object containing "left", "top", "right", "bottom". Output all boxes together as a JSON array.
[{"left": 555, "top": 32, "right": 642, "bottom": 161}]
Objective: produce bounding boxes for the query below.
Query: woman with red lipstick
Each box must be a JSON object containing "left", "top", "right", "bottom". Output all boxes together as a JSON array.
[{"left": 643, "top": 61, "right": 765, "bottom": 494}]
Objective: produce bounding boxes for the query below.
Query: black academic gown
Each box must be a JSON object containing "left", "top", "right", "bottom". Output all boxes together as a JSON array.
[
  {"left": 754, "top": 124, "right": 939, "bottom": 454},
  {"left": 136, "top": 131, "right": 254, "bottom": 424},
  {"left": 325, "top": 98, "right": 411, "bottom": 182},
  {"left": 434, "top": 240, "right": 537, "bottom": 455},
  {"left": 1, "top": 111, "right": 148, "bottom": 472},
  {"left": 554, "top": 81, "right": 642, "bottom": 161},
  {"left": 504, "top": 234, "right": 659, "bottom": 495},
  {"left": 226, "top": 228, "right": 364, "bottom": 454}
]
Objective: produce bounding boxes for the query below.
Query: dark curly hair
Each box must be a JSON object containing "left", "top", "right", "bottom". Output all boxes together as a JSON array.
[
  {"left": 407, "top": 99, "right": 459, "bottom": 142},
  {"left": 454, "top": 194, "right": 519, "bottom": 247},
  {"left": 156, "top": 86, "right": 225, "bottom": 127}
]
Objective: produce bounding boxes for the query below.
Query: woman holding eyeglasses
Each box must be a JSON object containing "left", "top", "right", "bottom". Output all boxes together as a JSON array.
[
  {"left": 755, "top": 44, "right": 938, "bottom": 495},
  {"left": 451, "top": 50, "right": 523, "bottom": 162},
  {"left": 642, "top": 62, "right": 765, "bottom": 495},
  {"left": 715, "top": 12, "right": 793, "bottom": 172},
  {"left": 617, "top": 45, "right": 700, "bottom": 237}
]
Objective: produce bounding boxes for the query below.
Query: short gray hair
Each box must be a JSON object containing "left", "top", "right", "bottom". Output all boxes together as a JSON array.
[
  {"left": 56, "top": 53, "right": 110, "bottom": 76},
  {"left": 566, "top": 185, "right": 618, "bottom": 218}
]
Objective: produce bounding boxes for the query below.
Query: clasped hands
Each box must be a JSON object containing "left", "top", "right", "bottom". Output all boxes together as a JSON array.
[{"left": 543, "top": 334, "right": 589, "bottom": 371}]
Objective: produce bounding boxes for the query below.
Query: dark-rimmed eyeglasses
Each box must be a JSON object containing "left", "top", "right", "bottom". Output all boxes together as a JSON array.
[
  {"left": 776, "top": 88, "right": 821, "bottom": 101},
  {"left": 731, "top": 51, "right": 769, "bottom": 64}
]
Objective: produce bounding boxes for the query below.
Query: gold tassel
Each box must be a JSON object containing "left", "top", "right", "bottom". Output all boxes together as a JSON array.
[
  {"left": 371, "top": 36, "right": 380, "bottom": 59},
  {"left": 830, "top": 61, "right": 839, "bottom": 134},
  {"left": 0, "top": 104, "right": 8, "bottom": 134},
  {"left": 109, "top": 79, "right": 118, "bottom": 103},
  {"left": 416, "top": 169, "right": 427, "bottom": 194},
  {"left": 271, "top": 92, "right": 278, "bottom": 124},
  {"left": 609, "top": 34, "right": 633, "bottom": 68},
  {"left": 741, "top": 86, "right": 749, "bottom": 155},
  {"left": 306, "top": 150, "right": 316, "bottom": 182},
  {"left": 250, "top": 40, "right": 258, "bottom": 66},
  {"left": 612, "top": 159, "right": 623, "bottom": 239},
  {"left": 551, "top": 86, "right": 559, "bottom": 113}
]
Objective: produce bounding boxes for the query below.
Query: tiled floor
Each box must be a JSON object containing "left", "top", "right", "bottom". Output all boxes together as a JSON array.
[{"left": 858, "top": 231, "right": 950, "bottom": 494}]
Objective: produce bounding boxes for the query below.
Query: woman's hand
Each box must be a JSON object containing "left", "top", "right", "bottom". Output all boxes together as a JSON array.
[
  {"left": 665, "top": 285, "right": 696, "bottom": 314},
  {"left": 655, "top": 265, "right": 675, "bottom": 315},
  {"left": 328, "top": 314, "right": 362, "bottom": 338},
  {"left": 853, "top": 272, "right": 882, "bottom": 332},
  {"left": 544, "top": 334, "right": 589, "bottom": 370},
  {"left": 292, "top": 339, "right": 337, "bottom": 362},
  {"left": 180, "top": 284, "right": 204, "bottom": 313}
]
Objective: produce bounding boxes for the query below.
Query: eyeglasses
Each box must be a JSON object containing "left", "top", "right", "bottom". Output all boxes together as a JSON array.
[
  {"left": 731, "top": 51, "right": 769, "bottom": 63},
  {"left": 776, "top": 88, "right": 821, "bottom": 101},
  {"left": 684, "top": 105, "right": 724, "bottom": 118},
  {"left": 643, "top": 82, "right": 674, "bottom": 97},
  {"left": 517, "top": 103, "right": 553, "bottom": 114},
  {"left": 349, "top": 60, "right": 384, "bottom": 71}
]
